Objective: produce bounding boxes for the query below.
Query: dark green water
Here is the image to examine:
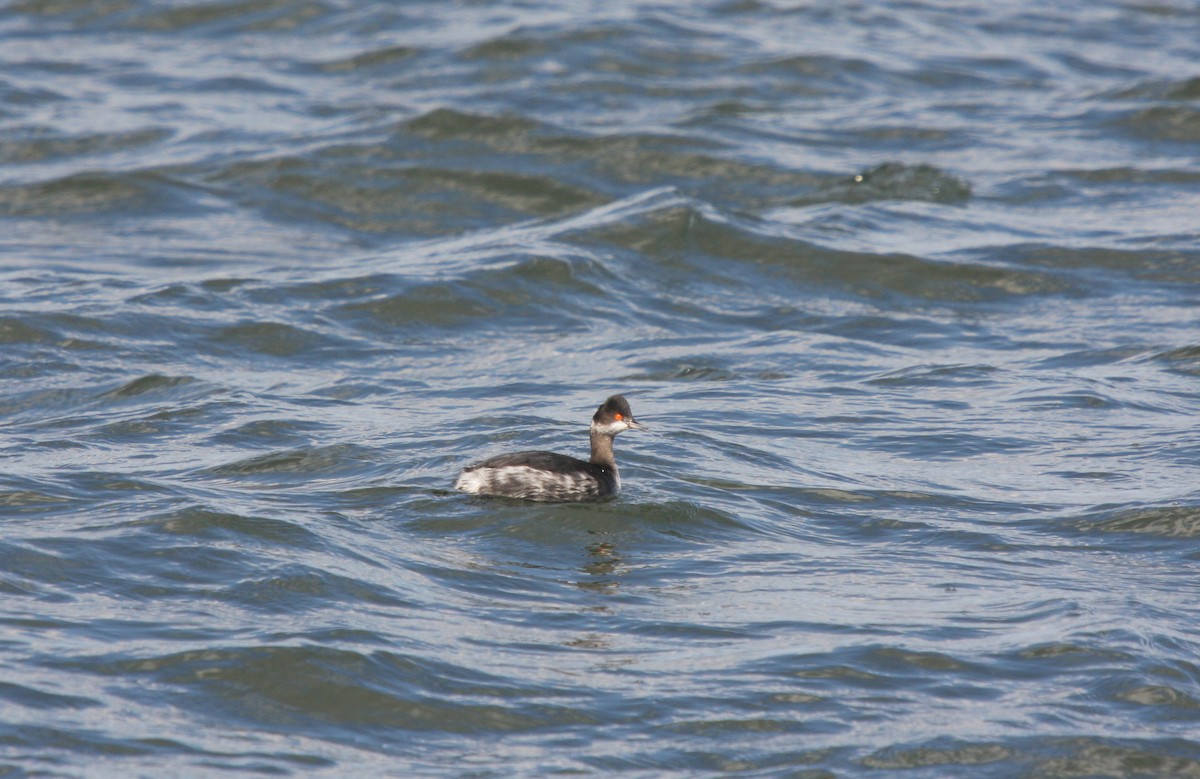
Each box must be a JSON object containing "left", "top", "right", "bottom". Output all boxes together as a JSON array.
[{"left": 3, "top": 0, "right": 1200, "bottom": 776}]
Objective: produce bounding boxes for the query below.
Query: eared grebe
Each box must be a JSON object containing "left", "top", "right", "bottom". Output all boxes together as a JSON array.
[{"left": 455, "top": 395, "right": 646, "bottom": 502}]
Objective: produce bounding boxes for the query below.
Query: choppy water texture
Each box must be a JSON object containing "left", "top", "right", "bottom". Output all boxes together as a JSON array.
[{"left": 3, "top": 0, "right": 1200, "bottom": 776}]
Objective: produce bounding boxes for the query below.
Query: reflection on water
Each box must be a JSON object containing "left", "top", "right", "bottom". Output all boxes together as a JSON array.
[{"left": 578, "top": 541, "right": 624, "bottom": 596}]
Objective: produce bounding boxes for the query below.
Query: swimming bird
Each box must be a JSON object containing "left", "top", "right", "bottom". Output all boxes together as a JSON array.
[{"left": 455, "top": 395, "right": 646, "bottom": 502}]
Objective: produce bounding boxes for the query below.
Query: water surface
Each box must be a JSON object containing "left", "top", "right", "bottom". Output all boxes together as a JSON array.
[{"left": 3, "top": 0, "right": 1200, "bottom": 776}]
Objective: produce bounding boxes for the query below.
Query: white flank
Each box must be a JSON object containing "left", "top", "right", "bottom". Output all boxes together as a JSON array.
[
  {"left": 455, "top": 465, "right": 611, "bottom": 501},
  {"left": 454, "top": 469, "right": 489, "bottom": 494}
]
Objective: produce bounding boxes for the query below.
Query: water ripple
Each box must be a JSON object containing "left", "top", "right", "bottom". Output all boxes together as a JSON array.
[{"left": 4, "top": 0, "right": 1200, "bottom": 775}]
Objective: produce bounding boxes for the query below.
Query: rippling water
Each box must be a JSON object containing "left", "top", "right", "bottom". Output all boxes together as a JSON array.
[{"left": 3, "top": 0, "right": 1200, "bottom": 775}]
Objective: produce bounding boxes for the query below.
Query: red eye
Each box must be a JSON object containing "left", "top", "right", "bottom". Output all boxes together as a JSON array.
[{"left": 614, "top": 412, "right": 624, "bottom": 421}]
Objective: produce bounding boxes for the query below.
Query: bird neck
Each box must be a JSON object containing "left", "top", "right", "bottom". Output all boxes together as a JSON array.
[{"left": 589, "top": 426, "right": 616, "bottom": 470}]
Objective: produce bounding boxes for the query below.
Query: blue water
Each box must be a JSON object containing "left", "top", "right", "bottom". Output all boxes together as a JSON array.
[{"left": 3, "top": 0, "right": 1200, "bottom": 776}]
